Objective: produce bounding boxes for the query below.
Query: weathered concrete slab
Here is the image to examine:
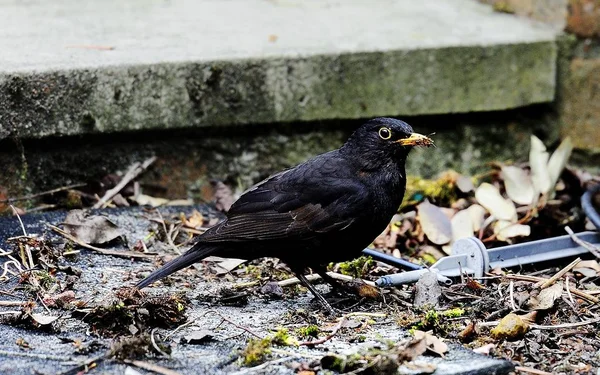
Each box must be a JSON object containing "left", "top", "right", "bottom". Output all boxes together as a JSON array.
[{"left": 0, "top": 0, "right": 558, "bottom": 139}]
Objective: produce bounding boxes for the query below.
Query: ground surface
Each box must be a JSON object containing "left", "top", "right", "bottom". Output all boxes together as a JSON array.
[{"left": 0, "top": 206, "right": 514, "bottom": 375}]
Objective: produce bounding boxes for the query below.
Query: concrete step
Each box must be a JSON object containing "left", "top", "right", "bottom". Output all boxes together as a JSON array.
[{"left": 0, "top": 0, "right": 558, "bottom": 139}]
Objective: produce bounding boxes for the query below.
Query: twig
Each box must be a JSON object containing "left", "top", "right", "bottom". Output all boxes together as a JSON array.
[
  {"left": 10, "top": 205, "right": 34, "bottom": 270},
  {"left": 535, "top": 257, "right": 580, "bottom": 289},
  {"left": 122, "top": 359, "right": 181, "bottom": 375},
  {"left": 515, "top": 366, "right": 553, "bottom": 375},
  {"left": 503, "top": 274, "right": 599, "bottom": 303},
  {"left": 47, "top": 224, "right": 154, "bottom": 259},
  {"left": 156, "top": 210, "right": 181, "bottom": 255},
  {"left": 151, "top": 328, "right": 170, "bottom": 357},
  {"left": 93, "top": 157, "right": 156, "bottom": 209},
  {"left": 55, "top": 353, "right": 109, "bottom": 375},
  {"left": 565, "top": 226, "right": 600, "bottom": 258},
  {"left": 278, "top": 272, "right": 375, "bottom": 287},
  {"left": 509, "top": 281, "right": 517, "bottom": 311},
  {"left": 529, "top": 317, "right": 600, "bottom": 330},
  {"left": 565, "top": 276, "right": 575, "bottom": 307},
  {"left": 0, "top": 349, "right": 72, "bottom": 361},
  {"left": 0, "top": 183, "right": 86, "bottom": 203},
  {"left": 299, "top": 315, "right": 347, "bottom": 346},
  {"left": 229, "top": 356, "right": 293, "bottom": 375},
  {"left": 0, "top": 300, "right": 28, "bottom": 307},
  {"left": 205, "top": 310, "right": 262, "bottom": 339}
]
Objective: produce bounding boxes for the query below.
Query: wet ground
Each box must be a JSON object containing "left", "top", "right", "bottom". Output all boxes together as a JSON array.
[{"left": 0, "top": 206, "right": 513, "bottom": 374}]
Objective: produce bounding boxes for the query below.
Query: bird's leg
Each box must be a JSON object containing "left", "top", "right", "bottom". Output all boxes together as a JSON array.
[
  {"left": 294, "top": 272, "right": 337, "bottom": 315},
  {"left": 312, "top": 266, "right": 353, "bottom": 294}
]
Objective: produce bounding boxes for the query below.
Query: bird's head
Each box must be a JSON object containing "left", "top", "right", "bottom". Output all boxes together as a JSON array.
[{"left": 341, "top": 118, "right": 433, "bottom": 169}]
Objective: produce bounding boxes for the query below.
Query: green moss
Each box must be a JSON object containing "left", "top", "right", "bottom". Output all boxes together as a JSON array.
[
  {"left": 335, "top": 256, "right": 374, "bottom": 278},
  {"left": 295, "top": 325, "right": 320, "bottom": 339},
  {"left": 442, "top": 308, "right": 465, "bottom": 318},
  {"left": 240, "top": 338, "right": 272, "bottom": 367},
  {"left": 270, "top": 327, "right": 297, "bottom": 346}
]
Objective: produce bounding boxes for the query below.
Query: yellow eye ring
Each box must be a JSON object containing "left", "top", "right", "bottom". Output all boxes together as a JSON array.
[{"left": 378, "top": 127, "right": 392, "bottom": 140}]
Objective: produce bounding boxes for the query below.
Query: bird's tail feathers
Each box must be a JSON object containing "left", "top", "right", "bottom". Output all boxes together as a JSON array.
[{"left": 135, "top": 243, "right": 216, "bottom": 289}]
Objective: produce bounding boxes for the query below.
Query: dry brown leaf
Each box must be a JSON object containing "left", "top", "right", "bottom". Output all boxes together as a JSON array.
[
  {"left": 501, "top": 165, "right": 535, "bottom": 205},
  {"left": 475, "top": 183, "right": 517, "bottom": 222},
  {"left": 183, "top": 210, "right": 204, "bottom": 229},
  {"left": 528, "top": 282, "right": 563, "bottom": 310},
  {"left": 493, "top": 221, "right": 531, "bottom": 242},
  {"left": 530, "top": 135, "right": 551, "bottom": 195},
  {"left": 451, "top": 209, "right": 474, "bottom": 242},
  {"left": 417, "top": 200, "right": 452, "bottom": 245},
  {"left": 62, "top": 210, "right": 123, "bottom": 245}
]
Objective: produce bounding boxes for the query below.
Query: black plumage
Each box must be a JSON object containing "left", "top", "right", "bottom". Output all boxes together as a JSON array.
[{"left": 136, "top": 117, "right": 433, "bottom": 312}]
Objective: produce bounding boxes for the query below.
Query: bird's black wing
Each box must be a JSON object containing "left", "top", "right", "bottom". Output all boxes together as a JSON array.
[{"left": 198, "top": 151, "right": 368, "bottom": 243}]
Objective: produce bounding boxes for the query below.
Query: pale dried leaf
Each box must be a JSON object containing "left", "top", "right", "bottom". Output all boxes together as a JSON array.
[
  {"left": 472, "top": 343, "right": 496, "bottom": 355},
  {"left": 501, "top": 165, "right": 536, "bottom": 205},
  {"left": 467, "top": 204, "right": 486, "bottom": 232},
  {"left": 456, "top": 175, "right": 475, "bottom": 193},
  {"left": 451, "top": 209, "right": 474, "bottom": 242},
  {"left": 413, "top": 330, "right": 448, "bottom": 356},
  {"left": 528, "top": 282, "right": 563, "bottom": 310},
  {"left": 575, "top": 260, "right": 600, "bottom": 273},
  {"left": 493, "top": 221, "right": 531, "bottom": 242},
  {"left": 30, "top": 313, "right": 59, "bottom": 325},
  {"left": 214, "top": 258, "right": 246, "bottom": 275},
  {"left": 62, "top": 210, "right": 123, "bottom": 245},
  {"left": 475, "top": 183, "right": 517, "bottom": 222},
  {"left": 529, "top": 135, "right": 551, "bottom": 195},
  {"left": 547, "top": 137, "right": 573, "bottom": 192},
  {"left": 134, "top": 194, "right": 169, "bottom": 207},
  {"left": 417, "top": 200, "right": 452, "bottom": 245}
]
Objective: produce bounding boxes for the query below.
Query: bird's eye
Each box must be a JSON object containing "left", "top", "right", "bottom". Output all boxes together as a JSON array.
[{"left": 378, "top": 127, "right": 392, "bottom": 140}]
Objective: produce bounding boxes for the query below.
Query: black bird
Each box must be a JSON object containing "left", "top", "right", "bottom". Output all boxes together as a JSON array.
[{"left": 136, "top": 118, "right": 433, "bottom": 312}]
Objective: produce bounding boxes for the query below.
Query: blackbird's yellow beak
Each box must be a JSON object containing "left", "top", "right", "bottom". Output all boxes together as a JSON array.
[{"left": 396, "top": 133, "right": 434, "bottom": 147}]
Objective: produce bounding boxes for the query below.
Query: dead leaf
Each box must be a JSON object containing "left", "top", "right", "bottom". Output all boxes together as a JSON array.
[
  {"left": 547, "top": 137, "right": 573, "bottom": 193},
  {"left": 30, "top": 313, "right": 59, "bottom": 326},
  {"left": 413, "top": 330, "right": 448, "bottom": 356},
  {"left": 490, "top": 313, "right": 529, "bottom": 340},
  {"left": 456, "top": 175, "right": 475, "bottom": 193},
  {"left": 529, "top": 135, "right": 551, "bottom": 195},
  {"left": 493, "top": 221, "right": 531, "bottom": 242},
  {"left": 62, "top": 210, "right": 123, "bottom": 245},
  {"left": 183, "top": 210, "right": 204, "bottom": 229},
  {"left": 528, "top": 282, "right": 563, "bottom": 310},
  {"left": 472, "top": 343, "right": 496, "bottom": 355},
  {"left": 417, "top": 200, "right": 452, "bottom": 245},
  {"left": 467, "top": 204, "right": 486, "bottom": 232},
  {"left": 451, "top": 209, "right": 474, "bottom": 242},
  {"left": 457, "top": 321, "right": 477, "bottom": 342},
  {"left": 134, "top": 194, "right": 169, "bottom": 207},
  {"left": 182, "top": 330, "right": 215, "bottom": 344},
  {"left": 501, "top": 165, "right": 535, "bottom": 205},
  {"left": 341, "top": 319, "right": 362, "bottom": 328},
  {"left": 214, "top": 258, "right": 246, "bottom": 275},
  {"left": 574, "top": 260, "right": 600, "bottom": 277},
  {"left": 475, "top": 183, "right": 517, "bottom": 222}
]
